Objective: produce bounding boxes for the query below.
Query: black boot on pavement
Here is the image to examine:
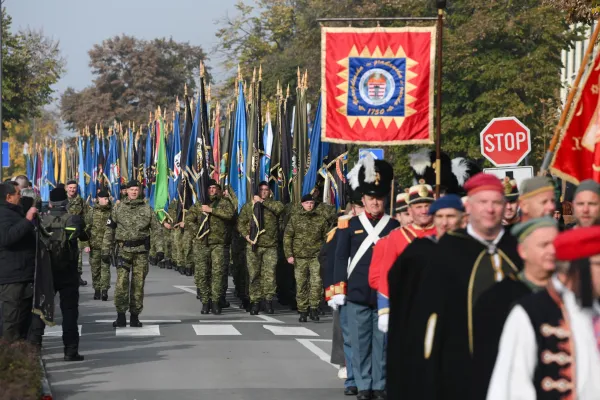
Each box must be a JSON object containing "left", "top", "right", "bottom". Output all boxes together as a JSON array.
[
  {"left": 265, "top": 300, "right": 274, "bottom": 314},
  {"left": 309, "top": 308, "right": 320, "bottom": 322},
  {"left": 298, "top": 312, "right": 308, "bottom": 323},
  {"left": 93, "top": 289, "right": 101, "bottom": 300},
  {"left": 129, "top": 313, "right": 143, "bottom": 327},
  {"left": 167, "top": 262, "right": 174, "bottom": 270},
  {"left": 79, "top": 274, "right": 87, "bottom": 287},
  {"left": 158, "top": 260, "right": 166, "bottom": 268},
  {"left": 113, "top": 312, "right": 126, "bottom": 328},
  {"left": 64, "top": 352, "right": 84, "bottom": 362},
  {"left": 196, "top": 288, "right": 202, "bottom": 300},
  {"left": 249, "top": 302, "right": 259, "bottom": 315},
  {"left": 185, "top": 267, "right": 193, "bottom": 277},
  {"left": 219, "top": 296, "right": 230, "bottom": 308},
  {"left": 101, "top": 290, "right": 108, "bottom": 301},
  {"left": 212, "top": 302, "right": 222, "bottom": 315},
  {"left": 371, "top": 390, "right": 386, "bottom": 400},
  {"left": 356, "top": 391, "right": 372, "bottom": 400},
  {"left": 201, "top": 302, "right": 210, "bottom": 314}
]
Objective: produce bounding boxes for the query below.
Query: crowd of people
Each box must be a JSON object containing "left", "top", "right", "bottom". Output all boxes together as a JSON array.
[{"left": 1, "top": 153, "right": 599, "bottom": 400}]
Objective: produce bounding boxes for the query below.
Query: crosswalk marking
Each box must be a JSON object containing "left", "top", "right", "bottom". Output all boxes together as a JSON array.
[
  {"left": 115, "top": 325, "right": 161, "bottom": 337},
  {"left": 95, "top": 319, "right": 181, "bottom": 324},
  {"left": 262, "top": 325, "right": 319, "bottom": 337},
  {"left": 43, "top": 325, "right": 83, "bottom": 337},
  {"left": 192, "top": 324, "right": 241, "bottom": 336}
]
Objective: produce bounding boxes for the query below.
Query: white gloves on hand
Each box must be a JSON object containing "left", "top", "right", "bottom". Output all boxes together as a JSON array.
[
  {"left": 328, "top": 299, "right": 338, "bottom": 310},
  {"left": 332, "top": 294, "right": 346, "bottom": 307},
  {"left": 378, "top": 313, "right": 389, "bottom": 333}
]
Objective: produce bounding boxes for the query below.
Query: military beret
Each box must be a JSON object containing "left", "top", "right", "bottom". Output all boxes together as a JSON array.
[
  {"left": 208, "top": 179, "right": 221, "bottom": 189},
  {"left": 554, "top": 225, "right": 600, "bottom": 261},
  {"left": 427, "top": 194, "right": 464, "bottom": 215},
  {"left": 574, "top": 179, "right": 600, "bottom": 198},
  {"left": 66, "top": 180, "right": 77, "bottom": 186},
  {"left": 301, "top": 194, "right": 314, "bottom": 203},
  {"left": 127, "top": 179, "right": 140, "bottom": 188},
  {"left": 503, "top": 177, "right": 519, "bottom": 202},
  {"left": 97, "top": 189, "right": 110, "bottom": 198},
  {"left": 408, "top": 180, "right": 434, "bottom": 205},
  {"left": 50, "top": 187, "right": 68, "bottom": 202},
  {"left": 463, "top": 173, "right": 503, "bottom": 196},
  {"left": 510, "top": 217, "right": 557, "bottom": 243},
  {"left": 519, "top": 177, "right": 554, "bottom": 201}
]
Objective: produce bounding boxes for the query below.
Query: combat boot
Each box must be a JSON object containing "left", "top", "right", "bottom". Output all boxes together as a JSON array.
[
  {"left": 201, "top": 302, "right": 210, "bottom": 314},
  {"left": 113, "top": 312, "right": 126, "bottom": 328},
  {"left": 101, "top": 290, "right": 108, "bottom": 301},
  {"left": 79, "top": 274, "right": 87, "bottom": 287},
  {"left": 212, "top": 302, "right": 222, "bottom": 315},
  {"left": 181, "top": 265, "right": 189, "bottom": 275},
  {"left": 93, "top": 290, "right": 101, "bottom": 300},
  {"left": 130, "top": 313, "right": 143, "bottom": 327},
  {"left": 299, "top": 312, "right": 308, "bottom": 323},
  {"left": 196, "top": 288, "right": 202, "bottom": 300},
  {"left": 149, "top": 255, "right": 157, "bottom": 266},
  {"left": 219, "top": 296, "right": 230, "bottom": 309},
  {"left": 309, "top": 308, "right": 320, "bottom": 322},
  {"left": 158, "top": 259, "right": 166, "bottom": 269},
  {"left": 249, "top": 302, "right": 260, "bottom": 315},
  {"left": 185, "top": 267, "right": 193, "bottom": 277},
  {"left": 240, "top": 297, "right": 250, "bottom": 311},
  {"left": 173, "top": 264, "right": 179, "bottom": 272},
  {"left": 64, "top": 352, "right": 85, "bottom": 362},
  {"left": 265, "top": 300, "right": 274, "bottom": 315},
  {"left": 167, "top": 262, "right": 174, "bottom": 270}
]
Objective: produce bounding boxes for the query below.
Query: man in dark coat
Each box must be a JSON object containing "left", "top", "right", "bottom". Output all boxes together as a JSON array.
[{"left": 0, "top": 182, "right": 38, "bottom": 342}]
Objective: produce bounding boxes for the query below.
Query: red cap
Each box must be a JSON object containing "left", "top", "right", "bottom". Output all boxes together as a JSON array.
[
  {"left": 554, "top": 226, "right": 600, "bottom": 261},
  {"left": 463, "top": 173, "right": 504, "bottom": 196}
]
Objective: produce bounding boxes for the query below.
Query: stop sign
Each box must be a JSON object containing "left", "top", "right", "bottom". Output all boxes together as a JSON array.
[{"left": 480, "top": 117, "right": 531, "bottom": 167}]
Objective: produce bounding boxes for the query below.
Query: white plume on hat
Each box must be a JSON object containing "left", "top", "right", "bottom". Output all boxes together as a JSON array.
[
  {"left": 451, "top": 158, "right": 470, "bottom": 187},
  {"left": 408, "top": 148, "right": 431, "bottom": 176},
  {"left": 347, "top": 152, "right": 376, "bottom": 190}
]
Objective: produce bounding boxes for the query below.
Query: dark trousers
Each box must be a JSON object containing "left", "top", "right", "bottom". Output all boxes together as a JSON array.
[
  {"left": 0, "top": 282, "right": 34, "bottom": 342},
  {"left": 29, "top": 284, "right": 79, "bottom": 354}
]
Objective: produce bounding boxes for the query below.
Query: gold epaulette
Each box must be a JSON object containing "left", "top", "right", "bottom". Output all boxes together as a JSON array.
[
  {"left": 326, "top": 227, "right": 338, "bottom": 243},
  {"left": 325, "top": 285, "right": 335, "bottom": 301},
  {"left": 337, "top": 215, "right": 352, "bottom": 230}
]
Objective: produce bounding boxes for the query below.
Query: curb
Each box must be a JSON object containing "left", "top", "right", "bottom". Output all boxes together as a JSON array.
[{"left": 40, "top": 357, "right": 53, "bottom": 400}]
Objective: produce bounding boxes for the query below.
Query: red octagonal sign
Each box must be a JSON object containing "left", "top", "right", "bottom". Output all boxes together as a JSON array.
[{"left": 480, "top": 117, "right": 531, "bottom": 167}]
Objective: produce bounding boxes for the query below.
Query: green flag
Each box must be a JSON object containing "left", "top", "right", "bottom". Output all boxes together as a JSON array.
[{"left": 153, "top": 113, "right": 169, "bottom": 223}]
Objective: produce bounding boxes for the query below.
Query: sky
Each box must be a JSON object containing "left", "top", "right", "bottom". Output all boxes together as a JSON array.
[{"left": 7, "top": 0, "right": 241, "bottom": 104}]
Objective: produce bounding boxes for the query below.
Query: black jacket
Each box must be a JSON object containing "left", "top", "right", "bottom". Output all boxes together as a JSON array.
[{"left": 0, "top": 202, "right": 37, "bottom": 284}]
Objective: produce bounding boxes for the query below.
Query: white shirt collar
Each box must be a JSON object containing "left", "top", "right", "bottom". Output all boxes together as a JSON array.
[{"left": 467, "top": 223, "right": 505, "bottom": 254}]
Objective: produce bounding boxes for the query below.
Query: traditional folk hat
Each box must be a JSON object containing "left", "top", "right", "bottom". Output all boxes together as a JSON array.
[
  {"left": 463, "top": 173, "right": 504, "bottom": 197},
  {"left": 574, "top": 179, "right": 600, "bottom": 197},
  {"left": 395, "top": 191, "right": 409, "bottom": 212},
  {"left": 408, "top": 180, "right": 434, "bottom": 205},
  {"left": 347, "top": 153, "right": 393, "bottom": 198},
  {"left": 503, "top": 177, "right": 519, "bottom": 203},
  {"left": 519, "top": 177, "right": 554, "bottom": 201},
  {"left": 554, "top": 225, "right": 600, "bottom": 261},
  {"left": 510, "top": 217, "right": 557, "bottom": 243}
]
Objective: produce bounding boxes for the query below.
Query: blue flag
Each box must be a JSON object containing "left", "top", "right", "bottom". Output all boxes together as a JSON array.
[
  {"left": 47, "top": 148, "right": 56, "bottom": 188},
  {"left": 145, "top": 125, "right": 153, "bottom": 199},
  {"left": 169, "top": 110, "right": 181, "bottom": 202},
  {"left": 26, "top": 153, "right": 32, "bottom": 182},
  {"left": 303, "top": 97, "right": 323, "bottom": 196},
  {"left": 77, "top": 137, "right": 86, "bottom": 200},
  {"left": 186, "top": 96, "right": 201, "bottom": 203},
  {"left": 40, "top": 149, "right": 49, "bottom": 202},
  {"left": 230, "top": 82, "right": 248, "bottom": 212},
  {"left": 107, "top": 134, "right": 120, "bottom": 199}
]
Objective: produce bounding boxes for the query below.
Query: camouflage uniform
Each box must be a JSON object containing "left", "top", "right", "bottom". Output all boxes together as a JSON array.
[
  {"left": 237, "top": 198, "right": 284, "bottom": 303},
  {"left": 168, "top": 199, "right": 182, "bottom": 268},
  {"left": 102, "top": 197, "right": 162, "bottom": 315},
  {"left": 283, "top": 208, "right": 329, "bottom": 312},
  {"left": 186, "top": 195, "right": 234, "bottom": 302},
  {"left": 85, "top": 202, "right": 112, "bottom": 290},
  {"left": 67, "top": 195, "right": 88, "bottom": 275},
  {"left": 314, "top": 202, "right": 338, "bottom": 227}
]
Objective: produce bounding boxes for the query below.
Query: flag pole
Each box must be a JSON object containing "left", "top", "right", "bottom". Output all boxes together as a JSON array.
[
  {"left": 541, "top": 19, "right": 600, "bottom": 173},
  {"left": 434, "top": 1, "right": 446, "bottom": 198}
]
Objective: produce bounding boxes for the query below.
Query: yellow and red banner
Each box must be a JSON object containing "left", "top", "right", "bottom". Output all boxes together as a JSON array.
[
  {"left": 551, "top": 52, "right": 600, "bottom": 183},
  {"left": 321, "top": 26, "right": 436, "bottom": 145}
]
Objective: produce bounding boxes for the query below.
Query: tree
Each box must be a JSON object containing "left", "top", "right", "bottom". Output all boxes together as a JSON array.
[
  {"left": 60, "top": 35, "right": 209, "bottom": 131},
  {"left": 543, "top": 0, "right": 600, "bottom": 24},
  {"left": 216, "top": 0, "right": 579, "bottom": 186},
  {"left": 1, "top": 10, "right": 65, "bottom": 122}
]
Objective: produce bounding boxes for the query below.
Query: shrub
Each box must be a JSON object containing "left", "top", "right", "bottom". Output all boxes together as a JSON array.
[{"left": 0, "top": 340, "right": 42, "bottom": 400}]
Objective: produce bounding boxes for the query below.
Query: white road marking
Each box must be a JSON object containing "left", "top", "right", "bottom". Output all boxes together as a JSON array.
[
  {"left": 115, "top": 325, "right": 161, "bottom": 337},
  {"left": 296, "top": 338, "right": 339, "bottom": 369},
  {"left": 43, "top": 325, "right": 82, "bottom": 337},
  {"left": 256, "top": 315, "right": 285, "bottom": 324},
  {"left": 94, "top": 320, "right": 182, "bottom": 323},
  {"left": 262, "top": 325, "right": 319, "bottom": 336},
  {"left": 173, "top": 285, "right": 198, "bottom": 295},
  {"left": 192, "top": 324, "right": 242, "bottom": 336},
  {"left": 196, "top": 319, "right": 283, "bottom": 324}
]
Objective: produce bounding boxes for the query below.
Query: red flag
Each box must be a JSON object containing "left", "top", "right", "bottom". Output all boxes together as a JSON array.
[
  {"left": 321, "top": 27, "right": 436, "bottom": 145},
  {"left": 551, "top": 52, "right": 600, "bottom": 184}
]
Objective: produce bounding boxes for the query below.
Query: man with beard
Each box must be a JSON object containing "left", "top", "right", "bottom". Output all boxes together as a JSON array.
[
  {"left": 332, "top": 155, "right": 399, "bottom": 400},
  {"left": 386, "top": 194, "right": 464, "bottom": 400},
  {"left": 571, "top": 179, "right": 600, "bottom": 228},
  {"left": 519, "top": 176, "right": 556, "bottom": 222}
]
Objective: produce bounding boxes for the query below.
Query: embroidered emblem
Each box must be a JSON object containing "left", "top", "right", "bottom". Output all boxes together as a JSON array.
[
  {"left": 541, "top": 350, "right": 572, "bottom": 366},
  {"left": 541, "top": 377, "right": 573, "bottom": 393},
  {"left": 418, "top": 185, "right": 429, "bottom": 198},
  {"left": 541, "top": 324, "right": 570, "bottom": 339}
]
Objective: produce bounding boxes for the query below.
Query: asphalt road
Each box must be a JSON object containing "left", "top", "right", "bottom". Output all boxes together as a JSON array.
[{"left": 42, "top": 255, "right": 347, "bottom": 400}]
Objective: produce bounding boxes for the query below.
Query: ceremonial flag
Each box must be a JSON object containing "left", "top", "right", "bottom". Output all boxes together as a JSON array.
[
  {"left": 153, "top": 114, "right": 169, "bottom": 222},
  {"left": 177, "top": 96, "right": 194, "bottom": 223},
  {"left": 47, "top": 147, "right": 56, "bottom": 188},
  {"left": 77, "top": 137, "right": 86, "bottom": 199},
  {"left": 551, "top": 50, "right": 600, "bottom": 183},
  {"left": 269, "top": 95, "right": 281, "bottom": 199},
  {"left": 321, "top": 27, "right": 436, "bottom": 145},
  {"left": 144, "top": 124, "right": 153, "bottom": 198},
  {"left": 60, "top": 142, "right": 67, "bottom": 184},
  {"left": 119, "top": 132, "right": 128, "bottom": 188},
  {"left": 212, "top": 103, "right": 221, "bottom": 181},
  {"left": 170, "top": 108, "right": 181, "bottom": 202},
  {"left": 279, "top": 94, "right": 293, "bottom": 204},
  {"left": 86, "top": 135, "right": 95, "bottom": 203},
  {"left": 26, "top": 152, "right": 32, "bottom": 182},
  {"left": 260, "top": 106, "right": 273, "bottom": 183},
  {"left": 128, "top": 128, "right": 134, "bottom": 182},
  {"left": 291, "top": 77, "right": 308, "bottom": 203},
  {"left": 53, "top": 142, "right": 59, "bottom": 184},
  {"left": 107, "top": 133, "right": 120, "bottom": 198},
  {"left": 40, "top": 149, "right": 49, "bottom": 202},
  {"left": 303, "top": 96, "right": 323, "bottom": 195},
  {"left": 230, "top": 81, "right": 248, "bottom": 212}
]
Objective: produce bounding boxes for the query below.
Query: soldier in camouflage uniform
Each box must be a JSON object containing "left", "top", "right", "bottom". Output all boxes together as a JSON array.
[
  {"left": 102, "top": 180, "right": 164, "bottom": 328},
  {"left": 84, "top": 189, "right": 113, "bottom": 301},
  {"left": 284, "top": 194, "right": 329, "bottom": 322},
  {"left": 237, "top": 181, "right": 284, "bottom": 315},
  {"left": 184, "top": 179, "right": 234, "bottom": 314},
  {"left": 66, "top": 180, "right": 88, "bottom": 287},
  {"left": 225, "top": 187, "right": 250, "bottom": 310},
  {"left": 167, "top": 198, "right": 181, "bottom": 271}
]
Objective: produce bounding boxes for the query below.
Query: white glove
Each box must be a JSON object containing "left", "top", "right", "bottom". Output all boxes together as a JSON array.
[
  {"left": 328, "top": 299, "right": 338, "bottom": 310},
  {"left": 332, "top": 294, "right": 346, "bottom": 306},
  {"left": 378, "top": 313, "right": 389, "bottom": 333}
]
